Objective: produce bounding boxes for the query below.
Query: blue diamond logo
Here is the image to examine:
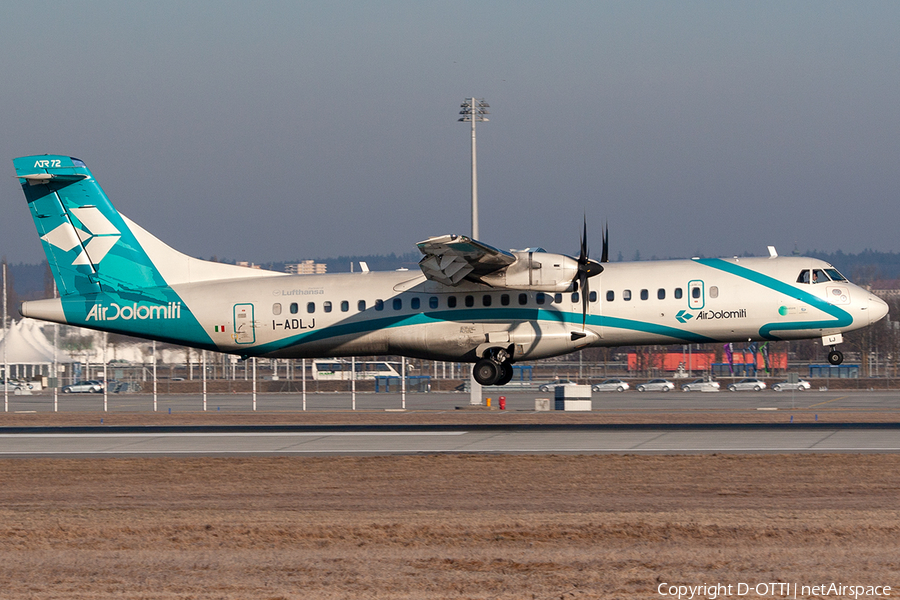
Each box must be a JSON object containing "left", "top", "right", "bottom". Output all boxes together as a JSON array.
[{"left": 675, "top": 310, "right": 693, "bottom": 324}]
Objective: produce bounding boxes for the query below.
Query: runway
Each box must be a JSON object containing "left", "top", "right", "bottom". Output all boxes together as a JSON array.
[{"left": 2, "top": 423, "right": 900, "bottom": 457}]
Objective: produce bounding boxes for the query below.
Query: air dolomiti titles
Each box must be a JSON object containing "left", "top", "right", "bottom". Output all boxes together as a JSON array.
[
  {"left": 695, "top": 308, "right": 748, "bottom": 320},
  {"left": 86, "top": 302, "right": 182, "bottom": 321}
]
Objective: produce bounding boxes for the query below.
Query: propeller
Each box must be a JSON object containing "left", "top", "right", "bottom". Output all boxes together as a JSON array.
[
  {"left": 601, "top": 221, "right": 609, "bottom": 263},
  {"left": 575, "top": 218, "right": 603, "bottom": 329}
]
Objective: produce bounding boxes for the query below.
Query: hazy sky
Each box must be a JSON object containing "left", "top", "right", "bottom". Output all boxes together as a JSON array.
[{"left": 2, "top": 1, "right": 899, "bottom": 266}]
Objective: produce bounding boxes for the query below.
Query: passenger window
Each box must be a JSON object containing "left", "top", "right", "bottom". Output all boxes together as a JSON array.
[
  {"left": 465, "top": 295, "right": 475, "bottom": 307},
  {"left": 554, "top": 293, "right": 562, "bottom": 304},
  {"left": 375, "top": 299, "right": 384, "bottom": 311},
  {"left": 623, "top": 290, "right": 632, "bottom": 301},
  {"left": 482, "top": 295, "right": 492, "bottom": 307},
  {"left": 709, "top": 286, "right": 718, "bottom": 299},
  {"left": 323, "top": 301, "right": 332, "bottom": 313},
  {"left": 429, "top": 296, "right": 439, "bottom": 309},
  {"left": 290, "top": 302, "right": 298, "bottom": 314},
  {"left": 571, "top": 292, "right": 579, "bottom": 303},
  {"left": 536, "top": 293, "right": 546, "bottom": 305},
  {"left": 657, "top": 289, "right": 665, "bottom": 300},
  {"left": 393, "top": 298, "right": 402, "bottom": 310},
  {"left": 518, "top": 293, "right": 528, "bottom": 305},
  {"left": 797, "top": 270, "right": 810, "bottom": 284},
  {"left": 357, "top": 300, "right": 366, "bottom": 311},
  {"left": 500, "top": 294, "right": 510, "bottom": 306},
  {"left": 674, "top": 288, "right": 683, "bottom": 299},
  {"left": 273, "top": 303, "right": 282, "bottom": 316},
  {"left": 589, "top": 291, "right": 597, "bottom": 302},
  {"left": 640, "top": 289, "right": 648, "bottom": 301},
  {"left": 411, "top": 297, "right": 420, "bottom": 310},
  {"left": 341, "top": 300, "right": 349, "bottom": 312},
  {"left": 606, "top": 290, "right": 614, "bottom": 302},
  {"left": 447, "top": 296, "right": 457, "bottom": 308},
  {"left": 307, "top": 302, "right": 315, "bottom": 313},
  {"left": 692, "top": 287, "right": 701, "bottom": 299}
]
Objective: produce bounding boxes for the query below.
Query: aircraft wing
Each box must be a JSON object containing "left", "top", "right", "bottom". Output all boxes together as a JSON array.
[{"left": 417, "top": 235, "right": 516, "bottom": 285}]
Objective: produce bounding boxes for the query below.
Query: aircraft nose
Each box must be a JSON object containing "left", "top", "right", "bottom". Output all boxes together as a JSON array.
[{"left": 868, "top": 294, "right": 889, "bottom": 325}]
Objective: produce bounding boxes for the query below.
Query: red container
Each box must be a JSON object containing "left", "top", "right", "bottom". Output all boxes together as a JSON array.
[{"left": 499, "top": 396, "right": 506, "bottom": 410}]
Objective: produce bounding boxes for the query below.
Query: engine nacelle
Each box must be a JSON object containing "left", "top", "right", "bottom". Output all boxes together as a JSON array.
[{"left": 479, "top": 251, "right": 579, "bottom": 292}]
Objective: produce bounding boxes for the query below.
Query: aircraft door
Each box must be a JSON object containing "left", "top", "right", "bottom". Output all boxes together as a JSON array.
[
  {"left": 688, "top": 280, "right": 705, "bottom": 310},
  {"left": 234, "top": 303, "right": 256, "bottom": 344}
]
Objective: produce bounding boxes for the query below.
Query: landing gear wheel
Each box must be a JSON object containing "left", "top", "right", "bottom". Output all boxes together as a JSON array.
[
  {"left": 473, "top": 359, "right": 501, "bottom": 386},
  {"left": 828, "top": 349, "right": 844, "bottom": 366},
  {"left": 496, "top": 363, "right": 514, "bottom": 386}
]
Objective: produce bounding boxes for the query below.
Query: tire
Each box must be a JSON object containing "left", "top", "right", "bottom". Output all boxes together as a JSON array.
[
  {"left": 662, "top": 386, "right": 670, "bottom": 392},
  {"left": 62, "top": 388, "right": 71, "bottom": 394},
  {"left": 496, "top": 363, "right": 514, "bottom": 386},
  {"left": 617, "top": 387, "right": 625, "bottom": 392},
  {"left": 473, "top": 359, "right": 501, "bottom": 386},
  {"left": 828, "top": 350, "right": 844, "bottom": 365},
  {"left": 637, "top": 386, "right": 645, "bottom": 392},
  {"left": 753, "top": 386, "right": 761, "bottom": 391}
]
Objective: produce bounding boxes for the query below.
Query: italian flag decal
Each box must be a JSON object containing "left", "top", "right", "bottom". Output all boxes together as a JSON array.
[{"left": 214, "top": 325, "right": 226, "bottom": 333}]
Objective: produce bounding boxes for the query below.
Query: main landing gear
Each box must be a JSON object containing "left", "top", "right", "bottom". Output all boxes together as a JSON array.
[
  {"left": 827, "top": 347, "right": 844, "bottom": 366},
  {"left": 472, "top": 347, "right": 514, "bottom": 386}
]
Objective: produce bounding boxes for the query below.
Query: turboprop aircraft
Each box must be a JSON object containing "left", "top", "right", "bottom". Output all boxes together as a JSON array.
[{"left": 13, "top": 155, "right": 890, "bottom": 386}]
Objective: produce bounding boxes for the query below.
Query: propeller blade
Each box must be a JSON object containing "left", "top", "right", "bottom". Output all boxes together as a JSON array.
[
  {"left": 601, "top": 222, "right": 609, "bottom": 263},
  {"left": 574, "top": 217, "right": 603, "bottom": 329},
  {"left": 581, "top": 272, "right": 590, "bottom": 329}
]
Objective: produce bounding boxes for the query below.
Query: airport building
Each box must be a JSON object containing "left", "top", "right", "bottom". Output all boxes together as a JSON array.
[{"left": 285, "top": 260, "right": 327, "bottom": 275}]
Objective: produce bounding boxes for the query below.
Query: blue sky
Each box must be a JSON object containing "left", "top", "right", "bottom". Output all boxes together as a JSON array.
[{"left": 3, "top": 1, "right": 899, "bottom": 265}]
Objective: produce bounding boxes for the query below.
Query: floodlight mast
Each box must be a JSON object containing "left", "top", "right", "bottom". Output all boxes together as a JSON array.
[
  {"left": 458, "top": 98, "right": 489, "bottom": 239},
  {"left": 458, "top": 97, "right": 489, "bottom": 405}
]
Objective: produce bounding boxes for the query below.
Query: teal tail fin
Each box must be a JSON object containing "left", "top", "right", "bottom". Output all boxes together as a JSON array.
[{"left": 13, "top": 155, "right": 168, "bottom": 297}]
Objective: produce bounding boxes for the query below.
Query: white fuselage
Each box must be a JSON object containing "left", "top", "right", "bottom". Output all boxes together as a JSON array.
[{"left": 146, "top": 255, "right": 886, "bottom": 362}]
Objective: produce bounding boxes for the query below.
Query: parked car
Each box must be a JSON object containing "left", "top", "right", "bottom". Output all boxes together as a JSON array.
[
  {"left": 538, "top": 379, "right": 579, "bottom": 392},
  {"left": 591, "top": 378, "right": 630, "bottom": 392},
  {"left": 61, "top": 380, "right": 104, "bottom": 393},
  {"left": 727, "top": 378, "right": 767, "bottom": 392},
  {"left": 636, "top": 379, "right": 676, "bottom": 392},
  {"left": 772, "top": 379, "right": 811, "bottom": 392},
  {"left": 0, "top": 379, "right": 32, "bottom": 392},
  {"left": 681, "top": 378, "right": 720, "bottom": 392}
]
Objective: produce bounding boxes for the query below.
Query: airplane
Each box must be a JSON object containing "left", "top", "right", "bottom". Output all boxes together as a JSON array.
[{"left": 13, "top": 154, "right": 890, "bottom": 386}]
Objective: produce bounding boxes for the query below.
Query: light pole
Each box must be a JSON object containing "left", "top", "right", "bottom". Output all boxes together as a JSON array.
[
  {"left": 458, "top": 97, "right": 489, "bottom": 405},
  {"left": 458, "top": 98, "right": 489, "bottom": 239}
]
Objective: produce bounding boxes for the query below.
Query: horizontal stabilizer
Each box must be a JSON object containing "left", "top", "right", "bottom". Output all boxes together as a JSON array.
[{"left": 17, "top": 172, "right": 88, "bottom": 185}]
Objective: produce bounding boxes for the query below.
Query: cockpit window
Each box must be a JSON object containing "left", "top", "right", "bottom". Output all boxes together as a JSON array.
[
  {"left": 797, "top": 270, "right": 810, "bottom": 284},
  {"left": 812, "top": 269, "right": 829, "bottom": 284},
  {"left": 825, "top": 268, "right": 847, "bottom": 282}
]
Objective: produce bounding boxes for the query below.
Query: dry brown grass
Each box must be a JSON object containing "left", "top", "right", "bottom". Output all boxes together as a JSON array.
[{"left": 0, "top": 454, "right": 899, "bottom": 598}]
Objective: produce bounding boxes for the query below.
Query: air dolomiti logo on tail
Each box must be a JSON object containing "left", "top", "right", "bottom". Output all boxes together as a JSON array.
[
  {"left": 86, "top": 302, "right": 182, "bottom": 322},
  {"left": 40, "top": 206, "right": 121, "bottom": 266}
]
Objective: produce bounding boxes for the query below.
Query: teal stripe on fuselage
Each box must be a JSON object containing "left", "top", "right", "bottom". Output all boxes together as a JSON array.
[
  {"left": 251, "top": 306, "right": 716, "bottom": 355},
  {"left": 697, "top": 258, "right": 853, "bottom": 340}
]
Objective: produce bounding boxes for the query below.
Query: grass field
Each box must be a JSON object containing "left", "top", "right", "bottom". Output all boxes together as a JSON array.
[{"left": 1, "top": 453, "right": 898, "bottom": 599}]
